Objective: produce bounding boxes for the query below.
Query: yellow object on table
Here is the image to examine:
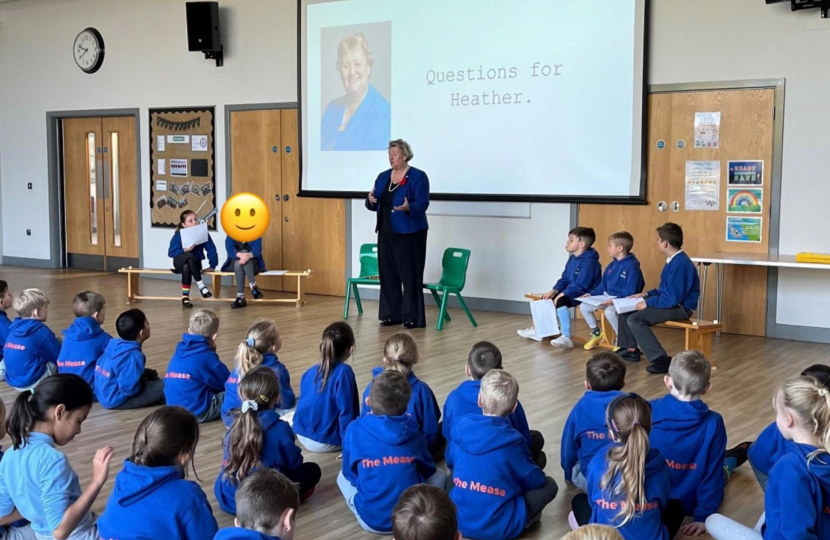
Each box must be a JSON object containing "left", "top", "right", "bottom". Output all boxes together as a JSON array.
[{"left": 796, "top": 252, "right": 830, "bottom": 264}]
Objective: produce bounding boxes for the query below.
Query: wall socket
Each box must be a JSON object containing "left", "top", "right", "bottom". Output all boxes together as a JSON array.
[{"left": 26, "top": 229, "right": 31, "bottom": 236}]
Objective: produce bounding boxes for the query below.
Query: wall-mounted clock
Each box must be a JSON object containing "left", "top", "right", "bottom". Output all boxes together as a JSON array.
[{"left": 73, "top": 27, "right": 105, "bottom": 74}]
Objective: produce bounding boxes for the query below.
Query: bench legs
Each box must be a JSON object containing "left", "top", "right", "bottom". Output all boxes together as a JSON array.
[
  {"left": 212, "top": 274, "right": 223, "bottom": 299},
  {"left": 127, "top": 273, "right": 141, "bottom": 304},
  {"left": 685, "top": 329, "right": 717, "bottom": 368}
]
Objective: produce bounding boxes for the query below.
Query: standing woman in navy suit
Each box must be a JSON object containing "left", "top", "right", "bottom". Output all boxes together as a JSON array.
[{"left": 366, "top": 140, "right": 430, "bottom": 329}]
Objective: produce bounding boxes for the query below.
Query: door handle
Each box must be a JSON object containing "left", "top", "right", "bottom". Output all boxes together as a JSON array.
[
  {"left": 274, "top": 194, "right": 280, "bottom": 201},
  {"left": 284, "top": 217, "right": 289, "bottom": 222},
  {"left": 103, "top": 159, "right": 110, "bottom": 200},
  {"left": 283, "top": 194, "right": 290, "bottom": 202},
  {"left": 657, "top": 201, "right": 667, "bottom": 212},
  {"left": 95, "top": 160, "right": 104, "bottom": 200},
  {"left": 671, "top": 201, "right": 680, "bottom": 212}
]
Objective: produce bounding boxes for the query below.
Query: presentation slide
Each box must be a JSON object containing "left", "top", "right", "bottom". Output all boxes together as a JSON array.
[{"left": 299, "top": 0, "right": 647, "bottom": 202}]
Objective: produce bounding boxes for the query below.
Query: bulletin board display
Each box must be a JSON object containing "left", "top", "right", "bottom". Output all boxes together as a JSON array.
[{"left": 149, "top": 107, "right": 217, "bottom": 229}]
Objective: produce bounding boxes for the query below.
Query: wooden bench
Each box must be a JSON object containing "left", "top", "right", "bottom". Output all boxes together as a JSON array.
[
  {"left": 524, "top": 293, "right": 722, "bottom": 366},
  {"left": 118, "top": 268, "right": 313, "bottom": 307}
]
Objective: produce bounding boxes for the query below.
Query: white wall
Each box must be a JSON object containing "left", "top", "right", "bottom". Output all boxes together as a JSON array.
[
  {"left": 648, "top": 0, "right": 830, "bottom": 327},
  {"left": 0, "top": 0, "right": 296, "bottom": 268}
]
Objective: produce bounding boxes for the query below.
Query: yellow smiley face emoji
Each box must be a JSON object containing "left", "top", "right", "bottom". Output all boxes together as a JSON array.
[{"left": 221, "top": 193, "right": 270, "bottom": 243}]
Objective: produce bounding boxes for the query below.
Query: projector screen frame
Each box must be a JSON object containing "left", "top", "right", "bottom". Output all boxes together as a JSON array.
[{"left": 295, "top": 0, "right": 650, "bottom": 205}]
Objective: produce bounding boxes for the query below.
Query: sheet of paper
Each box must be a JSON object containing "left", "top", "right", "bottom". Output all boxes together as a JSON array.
[
  {"left": 259, "top": 270, "right": 288, "bottom": 276},
  {"left": 694, "top": 111, "right": 721, "bottom": 149},
  {"left": 192, "top": 135, "right": 208, "bottom": 152},
  {"left": 157, "top": 159, "right": 166, "bottom": 176},
  {"left": 170, "top": 159, "right": 188, "bottom": 177},
  {"left": 155, "top": 180, "right": 167, "bottom": 192},
  {"left": 156, "top": 135, "right": 165, "bottom": 152},
  {"left": 579, "top": 294, "right": 615, "bottom": 307},
  {"left": 530, "top": 299, "right": 560, "bottom": 338},
  {"left": 612, "top": 297, "right": 642, "bottom": 315},
  {"left": 179, "top": 223, "right": 209, "bottom": 248},
  {"left": 727, "top": 188, "right": 763, "bottom": 214},
  {"left": 685, "top": 160, "right": 720, "bottom": 211}
]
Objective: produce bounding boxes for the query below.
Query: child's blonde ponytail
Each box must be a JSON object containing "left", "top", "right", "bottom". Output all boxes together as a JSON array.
[
  {"left": 235, "top": 318, "right": 281, "bottom": 377},
  {"left": 383, "top": 332, "right": 419, "bottom": 377},
  {"left": 778, "top": 376, "right": 830, "bottom": 460}
]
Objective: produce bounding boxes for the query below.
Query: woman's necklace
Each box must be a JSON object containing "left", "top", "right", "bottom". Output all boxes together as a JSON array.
[{"left": 389, "top": 167, "right": 409, "bottom": 192}]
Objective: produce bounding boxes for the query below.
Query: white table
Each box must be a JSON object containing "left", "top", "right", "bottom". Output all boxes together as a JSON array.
[{"left": 690, "top": 253, "right": 830, "bottom": 334}]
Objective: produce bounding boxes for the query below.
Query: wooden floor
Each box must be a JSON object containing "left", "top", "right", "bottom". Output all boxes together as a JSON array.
[{"left": 0, "top": 265, "right": 824, "bottom": 540}]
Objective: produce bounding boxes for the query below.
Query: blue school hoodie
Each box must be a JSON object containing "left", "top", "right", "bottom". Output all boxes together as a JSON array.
[
  {"left": 215, "top": 528, "right": 281, "bottom": 540},
  {"left": 94, "top": 338, "right": 146, "bottom": 408},
  {"left": 57, "top": 317, "right": 112, "bottom": 389},
  {"left": 361, "top": 367, "right": 442, "bottom": 447},
  {"left": 3, "top": 318, "right": 61, "bottom": 388},
  {"left": 447, "top": 415, "right": 546, "bottom": 540},
  {"left": 552, "top": 248, "right": 602, "bottom": 301},
  {"left": 0, "top": 446, "right": 31, "bottom": 532},
  {"left": 98, "top": 460, "right": 218, "bottom": 540},
  {"left": 0, "top": 310, "right": 11, "bottom": 362},
  {"left": 587, "top": 446, "right": 672, "bottom": 540},
  {"left": 342, "top": 414, "right": 436, "bottom": 533},
  {"left": 293, "top": 361, "right": 359, "bottom": 446},
  {"left": 589, "top": 254, "right": 645, "bottom": 298},
  {"left": 168, "top": 230, "right": 219, "bottom": 268},
  {"left": 442, "top": 379, "right": 532, "bottom": 449},
  {"left": 164, "top": 334, "right": 230, "bottom": 417},
  {"left": 222, "top": 352, "right": 295, "bottom": 426},
  {"left": 214, "top": 409, "right": 304, "bottom": 515},
  {"left": 561, "top": 390, "right": 625, "bottom": 482},
  {"left": 763, "top": 443, "right": 830, "bottom": 540},
  {"left": 649, "top": 394, "right": 726, "bottom": 521},
  {"left": 749, "top": 421, "right": 795, "bottom": 477},
  {"left": 645, "top": 251, "right": 700, "bottom": 311}
]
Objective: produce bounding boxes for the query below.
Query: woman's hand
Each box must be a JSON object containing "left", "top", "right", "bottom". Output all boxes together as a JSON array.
[
  {"left": 368, "top": 191, "right": 378, "bottom": 205},
  {"left": 393, "top": 197, "right": 410, "bottom": 212},
  {"left": 184, "top": 244, "right": 195, "bottom": 252}
]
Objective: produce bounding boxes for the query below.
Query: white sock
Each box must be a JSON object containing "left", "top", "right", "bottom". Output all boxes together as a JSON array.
[
  {"left": 250, "top": 282, "right": 258, "bottom": 289},
  {"left": 196, "top": 280, "right": 206, "bottom": 289}
]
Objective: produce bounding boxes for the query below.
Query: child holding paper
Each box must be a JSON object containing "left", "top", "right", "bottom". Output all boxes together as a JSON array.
[
  {"left": 518, "top": 227, "right": 601, "bottom": 348},
  {"left": 168, "top": 210, "right": 218, "bottom": 308},
  {"left": 579, "top": 232, "right": 645, "bottom": 351}
]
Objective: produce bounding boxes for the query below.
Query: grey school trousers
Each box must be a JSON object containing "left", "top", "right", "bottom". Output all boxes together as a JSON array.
[{"left": 616, "top": 305, "right": 693, "bottom": 361}]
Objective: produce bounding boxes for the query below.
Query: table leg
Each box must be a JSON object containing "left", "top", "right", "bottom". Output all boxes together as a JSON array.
[
  {"left": 716, "top": 263, "right": 725, "bottom": 338},
  {"left": 699, "top": 263, "right": 709, "bottom": 321}
]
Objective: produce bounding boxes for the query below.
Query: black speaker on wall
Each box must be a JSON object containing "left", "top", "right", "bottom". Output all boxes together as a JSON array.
[{"left": 186, "top": 1, "right": 223, "bottom": 66}]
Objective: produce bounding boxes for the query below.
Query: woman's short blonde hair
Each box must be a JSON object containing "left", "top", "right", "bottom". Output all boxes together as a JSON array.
[
  {"left": 336, "top": 32, "right": 374, "bottom": 71},
  {"left": 389, "top": 139, "right": 414, "bottom": 162},
  {"left": 561, "top": 525, "right": 624, "bottom": 540}
]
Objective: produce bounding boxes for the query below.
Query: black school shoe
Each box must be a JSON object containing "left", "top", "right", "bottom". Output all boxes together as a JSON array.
[
  {"left": 182, "top": 297, "right": 193, "bottom": 308},
  {"left": 380, "top": 319, "right": 402, "bottom": 327},
  {"left": 726, "top": 441, "right": 753, "bottom": 468},
  {"left": 646, "top": 355, "right": 672, "bottom": 374},
  {"left": 617, "top": 348, "right": 641, "bottom": 362},
  {"left": 251, "top": 286, "right": 264, "bottom": 299},
  {"left": 231, "top": 297, "right": 248, "bottom": 309}
]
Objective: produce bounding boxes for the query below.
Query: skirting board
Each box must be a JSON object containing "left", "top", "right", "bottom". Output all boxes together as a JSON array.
[
  {"left": 354, "top": 287, "right": 531, "bottom": 316},
  {"left": 0, "top": 256, "right": 59, "bottom": 269}
]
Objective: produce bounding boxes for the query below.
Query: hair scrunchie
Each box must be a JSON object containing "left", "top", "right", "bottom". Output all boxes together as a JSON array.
[
  {"left": 241, "top": 400, "right": 259, "bottom": 413},
  {"left": 246, "top": 336, "right": 256, "bottom": 348}
]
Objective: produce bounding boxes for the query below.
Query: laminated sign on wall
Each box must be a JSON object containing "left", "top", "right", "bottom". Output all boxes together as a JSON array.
[
  {"left": 694, "top": 112, "right": 721, "bottom": 149},
  {"left": 685, "top": 160, "right": 720, "bottom": 211},
  {"left": 149, "top": 107, "right": 216, "bottom": 229}
]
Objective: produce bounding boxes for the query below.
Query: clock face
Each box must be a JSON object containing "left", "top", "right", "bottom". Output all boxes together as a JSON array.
[{"left": 74, "top": 28, "right": 105, "bottom": 74}]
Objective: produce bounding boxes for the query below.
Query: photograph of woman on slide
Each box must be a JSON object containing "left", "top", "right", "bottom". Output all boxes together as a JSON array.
[{"left": 321, "top": 26, "right": 391, "bottom": 151}]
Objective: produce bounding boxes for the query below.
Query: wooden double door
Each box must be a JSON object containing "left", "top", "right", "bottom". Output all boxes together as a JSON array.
[
  {"left": 229, "top": 108, "right": 346, "bottom": 296},
  {"left": 580, "top": 88, "right": 775, "bottom": 336},
  {"left": 63, "top": 116, "right": 140, "bottom": 271}
]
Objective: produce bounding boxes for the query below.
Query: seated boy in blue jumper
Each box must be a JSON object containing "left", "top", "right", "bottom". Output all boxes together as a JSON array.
[
  {"left": 57, "top": 291, "right": 112, "bottom": 391},
  {"left": 3, "top": 288, "right": 61, "bottom": 392},
  {"left": 618, "top": 222, "right": 700, "bottom": 374},
  {"left": 214, "top": 468, "right": 299, "bottom": 540},
  {"left": 561, "top": 351, "right": 627, "bottom": 492},
  {"left": 339, "top": 370, "right": 447, "bottom": 535},
  {"left": 443, "top": 342, "right": 547, "bottom": 469},
  {"left": 649, "top": 351, "right": 726, "bottom": 537},
  {"left": 392, "top": 485, "right": 461, "bottom": 540},
  {"left": 518, "top": 227, "right": 602, "bottom": 349},
  {"left": 95, "top": 308, "right": 165, "bottom": 409},
  {"left": 447, "top": 369, "right": 557, "bottom": 540},
  {"left": 0, "top": 279, "right": 13, "bottom": 382},
  {"left": 747, "top": 363, "right": 830, "bottom": 491},
  {"left": 165, "top": 309, "right": 230, "bottom": 423},
  {"left": 579, "top": 232, "right": 645, "bottom": 351}
]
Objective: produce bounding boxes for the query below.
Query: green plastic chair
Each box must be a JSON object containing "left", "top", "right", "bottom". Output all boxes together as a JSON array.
[
  {"left": 424, "top": 248, "right": 477, "bottom": 331},
  {"left": 344, "top": 244, "right": 380, "bottom": 318}
]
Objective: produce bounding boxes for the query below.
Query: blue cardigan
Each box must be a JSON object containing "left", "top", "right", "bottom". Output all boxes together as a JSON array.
[
  {"left": 220, "top": 236, "right": 266, "bottom": 273},
  {"left": 366, "top": 167, "right": 430, "bottom": 234}
]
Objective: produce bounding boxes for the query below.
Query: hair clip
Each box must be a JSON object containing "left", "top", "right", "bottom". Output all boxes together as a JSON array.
[
  {"left": 632, "top": 420, "right": 640, "bottom": 426},
  {"left": 241, "top": 400, "right": 259, "bottom": 413},
  {"left": 246, "top": 337, "right": 256, "bottom": 348},
  {"left": 820, "top": 388, "right": 828, "bottom": 397},
  {"left": 259, "top": 394, "right": 268, "bottom": 402}
]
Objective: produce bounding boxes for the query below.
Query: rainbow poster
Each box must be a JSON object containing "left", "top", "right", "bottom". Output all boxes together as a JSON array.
[{"left": 727, "top": 188, "right": 763, "bottom": 214}]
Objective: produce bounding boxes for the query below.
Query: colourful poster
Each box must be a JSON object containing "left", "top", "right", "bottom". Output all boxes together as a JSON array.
[
  {"left": 694, "top": 112, "right": 721, "bottom": 149},
  {"left": 728, "top": 160, "right": 764, "bottom": 186},
  {"left": 727, "top": 188, "right": 763, "bottom": 214},
  {"left": 726, "top": 217, "right": 762, "bottom": 243},
  {"left": 684, "top": 161, "right": 720, "bottom": 211}
]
